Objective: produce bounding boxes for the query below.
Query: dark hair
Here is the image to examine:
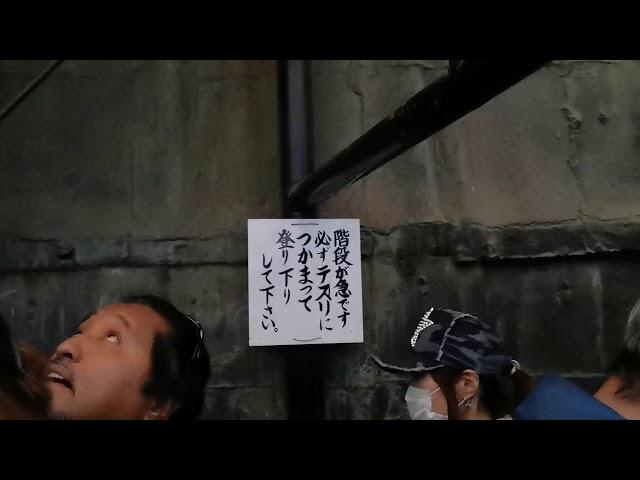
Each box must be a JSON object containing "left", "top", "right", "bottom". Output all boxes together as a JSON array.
[
  {"left": 0, "top": 315, "right": 51, "bottom": 419},
  {"left": 413, "top": 364, "right": 533, "bottom": 420},
  {"left": 609, "top": 298, "right": 640, "bottom": 400},
  {"left": 120, "top": 295, "right": 211, "bottom": 420}
]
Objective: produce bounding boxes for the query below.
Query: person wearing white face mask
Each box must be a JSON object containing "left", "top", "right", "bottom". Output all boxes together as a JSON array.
[
  {"left": 373, "top": 307, "right": 533, "bottom": 420},
  {"left": 404, "top": 382, "right": 447, "bottom": 420}
]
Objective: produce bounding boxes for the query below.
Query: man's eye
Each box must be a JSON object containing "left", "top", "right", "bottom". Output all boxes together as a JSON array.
[{"left": 106, "top": 333, "right": 120, "bottom": 345}]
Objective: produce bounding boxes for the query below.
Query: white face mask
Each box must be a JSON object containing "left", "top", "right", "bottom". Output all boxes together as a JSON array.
[{"left": 405, "top": 385, "right": 448, "bottom": 420}]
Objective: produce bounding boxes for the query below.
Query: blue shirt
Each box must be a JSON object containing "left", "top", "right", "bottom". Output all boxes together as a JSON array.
[{"left": 514, "top": 372, "right": 625, "bottom": 420}]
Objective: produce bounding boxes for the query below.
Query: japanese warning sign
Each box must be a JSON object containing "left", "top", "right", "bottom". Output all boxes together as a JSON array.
[{"left": 248, "top": 219, "right": 364, "bottom": 346}]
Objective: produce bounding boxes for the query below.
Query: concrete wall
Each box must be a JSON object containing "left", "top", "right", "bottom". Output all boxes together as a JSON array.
[
  {"left": 2, "top": 59, "right": 640, "bottom": 419},
  {"left": 311, "top": 60, "right": 640, "bottom": 418},
  {"left": 0, "top": 60, "right": 284, "bottom": 419}
]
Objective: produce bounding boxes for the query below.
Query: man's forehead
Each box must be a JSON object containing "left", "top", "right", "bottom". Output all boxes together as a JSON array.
[{"left": 83, "top": 304, "right": 170, "bottom": 333}]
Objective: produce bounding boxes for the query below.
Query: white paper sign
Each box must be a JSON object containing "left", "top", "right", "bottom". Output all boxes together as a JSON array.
[{"left": 248, "top": 219, "right": 364, "bottom": 346}]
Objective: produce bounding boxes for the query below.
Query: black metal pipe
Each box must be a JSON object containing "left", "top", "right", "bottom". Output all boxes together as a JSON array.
[
  {"left": 0, "top": 60, "right": 64, "bottom": 125},
  {"left": 278, "top": 60, "right": 325, "bottom": 420},
  {"left": 288, "top": 60, "right": 549, "bottom": 211}
]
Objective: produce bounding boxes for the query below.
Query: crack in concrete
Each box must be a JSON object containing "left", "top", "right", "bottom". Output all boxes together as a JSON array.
[
  {"left": 345, "top": 61, "right": 365, "bottom": 132},
  {"left": 559, "top": 66, "right": 588, "bottom": 225}
]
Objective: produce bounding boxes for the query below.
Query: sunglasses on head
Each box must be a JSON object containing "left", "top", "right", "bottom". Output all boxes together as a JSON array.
[{"left": 185, "top": 314, "right": 204, "bottom": 362}]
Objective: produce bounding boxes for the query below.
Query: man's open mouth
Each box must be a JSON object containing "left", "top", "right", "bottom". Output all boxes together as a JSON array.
[{"left": 46, "top": 369, "right": 74, "bottom": 392}]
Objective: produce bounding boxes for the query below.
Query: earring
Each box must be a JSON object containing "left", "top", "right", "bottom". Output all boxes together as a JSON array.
[{"left": 457, "top": 396, "right": 472, "bottom": 409}]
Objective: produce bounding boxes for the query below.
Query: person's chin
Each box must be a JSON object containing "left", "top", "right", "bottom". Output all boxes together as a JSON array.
[
  {"left": 46, "top": 389, "right": 74, "bottom": 419},
  {"left": 48, "top": 409, "right": 69, "bottom": 420}
]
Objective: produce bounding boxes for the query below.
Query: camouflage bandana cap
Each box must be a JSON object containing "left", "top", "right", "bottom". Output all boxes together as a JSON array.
[{"left": 372, "top": 307, "right": 516, "bottom": 376}]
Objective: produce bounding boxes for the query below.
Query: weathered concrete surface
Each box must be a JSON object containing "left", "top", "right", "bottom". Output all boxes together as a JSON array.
[
  {"left": 0, "top": 60, "right": 284, "bottom": 419},
  {"left": 560, "top": 61, "right": 640, "bottom": 220},
  {"left": 0, "top": 60, "right": 280, "bottom": 240},
  {"left": 312, "top": 60, "right": 450, "bottom": 226},
  {"left": 308, "top": 60, "right": 640, "bottom": 418},
  {"left": 3, "top": 59, "right": 640, "bottom": 420},
  {"left": 8, "top": 221, "right": 640, "bottom": 273},
  {"left": 311, "top": 60, "right": 640, "bottom": 230},
  {"left": 202, "top": 386, "right": 287, "bottom": 420}
]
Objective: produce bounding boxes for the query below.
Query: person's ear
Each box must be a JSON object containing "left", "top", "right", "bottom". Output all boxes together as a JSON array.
[
  {"left": 143, "top": 399, "right": 177, "bottom": 420},
  {"left": 455, "top": 369, "right": 480, "bottom": 400}
]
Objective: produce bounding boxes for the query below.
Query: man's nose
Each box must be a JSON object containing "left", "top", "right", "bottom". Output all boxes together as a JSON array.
[{"left": 50, "top": 335, "right": 82, "bottom": 364}]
